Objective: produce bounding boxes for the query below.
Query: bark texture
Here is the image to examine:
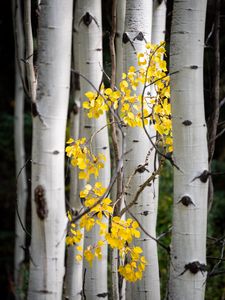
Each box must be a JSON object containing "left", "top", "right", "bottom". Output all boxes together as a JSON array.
[
  {"left": 28, "top": 1, "right": 73, "bottom": 299},
  {"left": 77, "top": 0, "right": 111, "bottom": 298},
  {"left": 169, "top": 1, "right": 208, "bottom": 299},
  {"left": 65, "top": 3, "right": 83, "bottom": 298}
]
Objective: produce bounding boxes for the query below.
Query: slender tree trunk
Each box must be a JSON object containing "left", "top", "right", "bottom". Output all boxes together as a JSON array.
[
  {"left": 152, "top": 0, "right": 166, "bottom": 44},
  {"left": 207, "top": 0, "right": 220, "bottom": 211},
  {"left": 169, "top": 1, "right": 208, "bottom": 299},
  {"left": 115, "top": 3, "right": 126, "bottom": 299},
  {"left": 115, "top": 0, "right": 126, "bottom": 88},
  {"left": 28, "top": 1, "right": 73, "bottom": 299},
  {"left": 12, "top": 0, "right": 28, "bottom": 298},
  {"left": 65, "top": 3, "right": 83, "bottom": 298},
  {"left": 123, "top": 1, "right": 160, "bottom": 299},
  {"left": 77, "top": 0, "right": 111, "bottom": 298}
]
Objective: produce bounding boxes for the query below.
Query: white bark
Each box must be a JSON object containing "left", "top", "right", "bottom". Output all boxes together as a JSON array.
[
  {"left": 124, "top": 1, "right": 160, "bottom": 299},
  {"left": 114, "top": 2, "right": 127, "bottom": 299},
  {"left": 13, "top": 0, "right": 28, "bottom": 296},
  {"left": 152, "top": 0, "right": 166, "bottom": 44},
  {"left": 28, "top": 1, "right": 73, "bottom": 299},
  {"left": 169, "top": 1, "right": 208, "bottom": 299},
  {"left": 77, "top": 0, "right": 111, "bottom": 298},
  {"left": 65, "top": 5, "right": 83, "bottom": 297},
  {"left": 65, "top": 102, "right": 83, "bottom": 299},
  {"left": 115, "top": 0, "right": 126, "bottom": 87}
]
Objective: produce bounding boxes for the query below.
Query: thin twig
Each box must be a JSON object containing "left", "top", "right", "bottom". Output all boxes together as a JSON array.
[
  {"left": 119, "top": 158, "right": 164, "bottom": 216},
  {"left": 127, "top": 209, "right": 170, "bottom": 253},
  {"left": 15, "top": 157, "right": 31, "bottom": 237}
]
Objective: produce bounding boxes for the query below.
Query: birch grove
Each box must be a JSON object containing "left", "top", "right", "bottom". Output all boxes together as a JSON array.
[
  {"left": 9, "top": 0, "right": 221, "bottom": 299},
  {"left": 169, "top": 0, "right": 208, "bottom": 299}
]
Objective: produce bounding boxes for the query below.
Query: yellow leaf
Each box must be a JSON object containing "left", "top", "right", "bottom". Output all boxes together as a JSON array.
[{"left": 76, "top": 254, "right": 82, "bottom": 262}]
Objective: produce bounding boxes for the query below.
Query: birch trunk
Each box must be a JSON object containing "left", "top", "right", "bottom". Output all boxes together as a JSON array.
[
  {"left": 77, "top": 0, "right": 111, "bottom": 298},
  {"left": 115, "top": 3, "right": 126, "bottom": 299},
  {"left": 115, "top": 0, "right": 126, "bottom": 88},
  {"left": 28, "top": 1, "right": 73, "bottom": 299},
  {"left": 152, "top": 0, "right": 166, "bottom": 44},
  {"left": 12, "top": 0, "right": 28, "bottom": 297},
  {"left": 123, "top": 1, "right": 160, "bottom": 299},
  {"left": 65, "top": 4, "right": 83, "bottom": 297},
  {"left": 169, "top": 1, "right": 208, "bottom": 299}
]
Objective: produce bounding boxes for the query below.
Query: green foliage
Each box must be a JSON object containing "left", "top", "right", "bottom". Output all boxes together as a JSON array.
[{"left": 157, "top": 161, "right": 173, "bottom": 297}]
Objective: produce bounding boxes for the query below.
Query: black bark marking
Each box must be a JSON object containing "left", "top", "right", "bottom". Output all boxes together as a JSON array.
[
  {"left": 199, "top": 170, "right": 210, "bottom": 183},
  {"left": 182, "top": 120, "right": 192, "bottom": 126},
  {"left": 34, "top": 185, "right": 48, "bottom": 220},
  {"left": 134, "top": 32, "right": 145, "bottom": 41},
  {"left": 178, "top": 195, "right": 195, "bottom": 207},
  {"left": 84, "top": 125, "right": 92, "bottom": 129},
  {"left": 96, "top": 292, "right": 108, "bottom": 298},
  {"left": 82, "top": 12, "right": 93, "bottom": 26},
  {"left": 180, "top": 261, "right": 207, "bottom": 275},
  {"left": 141, "top": 211, "right": 149, "bottom": 216},
  {"left": 122, "top": 32, "right": 130, "bottom": 44},
  {"left": 190, "top": 65, "right": 198, "bottom": 69},
  {"left": 192, "top": 170, "right": 210, "bottom": 183},
  {"left": 136, "top": 164, "right": 149, "bottom": 174},
  {"left": 132, "top": 139, "right": 139, "bottom": 143},
  {"left": 53, "top": 150, "right": 59, "bottom": 155},
  {"left": 96, "top": 48, "right": 102, "bottom": 51},
  {"left": 102, "top": 146, "right": 108, "bottom": 150}
]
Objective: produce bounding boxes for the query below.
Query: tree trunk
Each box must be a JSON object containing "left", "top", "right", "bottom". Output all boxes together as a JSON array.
[
  {"left": 12, "top": 0, "right": 28, "bottom": 297},
  {"left": 123, "top": 1, "right": 160, "bottom": 299},
  {"left": 77, "top": 0, "right": 111, "bottom": 298},
  {"left": 169, "top": 1, "right": 208, "bottom": 299},
  {"left": 28, "top": 1, "right": 73, "bottom": 299},
  {"left": 65, "top": 3, "right": 83, "bottom": 298},
  {"left": 152, "top": 0, "right": 166, "bottom": 44}
]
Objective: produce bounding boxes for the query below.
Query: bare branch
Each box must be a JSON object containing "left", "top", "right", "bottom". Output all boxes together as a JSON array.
[
  {"left": 127, "top": 209, "right": 170, "bottom": 253},
  {"left": 119, "top": 158, "right": 164, "bottom": 216}
]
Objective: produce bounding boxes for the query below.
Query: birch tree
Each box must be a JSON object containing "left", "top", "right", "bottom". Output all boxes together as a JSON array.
[
  {"left": 77, "top": 0, "right": 111, "bottom": 298},
  {"left": 152, "top": 0, "right": 166, "bottom": 44},
  {"left": 28, "top": 1, "right": 73, "bottom": 299},
  {"left": 12, "top": 0, "right": 28, "bottom": 297},
  {"left": 123, "top": 1, "right": 161, "bottom": 299},
  {"left": 65, "top": 3, "right": 83, "bottom": 298},
  {"left": 169, "top": 0, "right": 208, "bottom": 299}
]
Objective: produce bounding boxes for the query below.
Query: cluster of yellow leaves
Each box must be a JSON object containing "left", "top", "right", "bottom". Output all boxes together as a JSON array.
[
  {"left": 65, "top": 137, "right": 106, "bottom": 180},
  {"left": 106, "top": 217, "right": 147, "bottom": 281},
  {"left": 65, "top": 42, "right": 173, "bottom": 283},
  {"left": 66, "top": 183, "right": 147, "bottom": 281},
  {"left": 83, "top": 41, "right": 173, "bottom": 152}
]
